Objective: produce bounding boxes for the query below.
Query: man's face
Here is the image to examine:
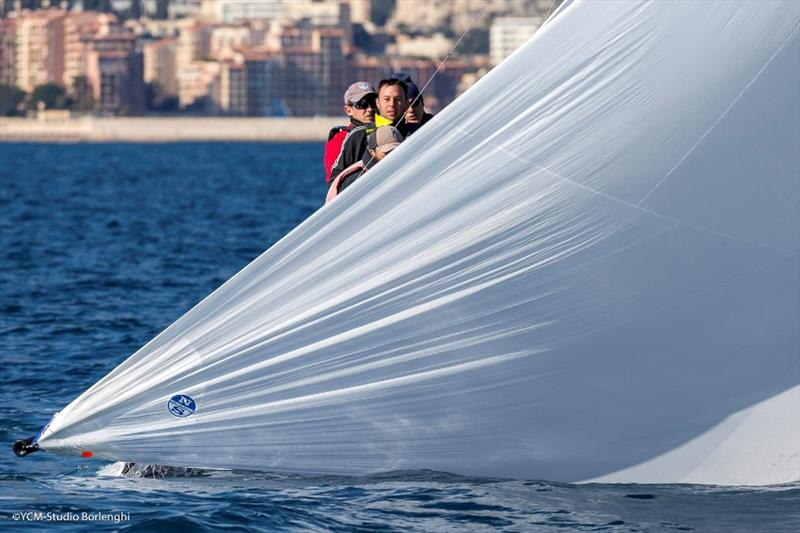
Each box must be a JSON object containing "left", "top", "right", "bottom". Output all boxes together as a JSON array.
[
  {"left": 405, "top": 99, "right": 424, "bottom": 124},
  {"left": 344, "top": 95, "right": 376, "bottom": 123},
  {"left": 377, "top": 84, "right": 407, "bottom": 121}
]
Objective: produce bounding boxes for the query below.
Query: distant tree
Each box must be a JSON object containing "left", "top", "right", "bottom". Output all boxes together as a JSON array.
[
  {"left": 370, "top": 0, "right": 395, "bottom": 27},
  {"left": 183, "top": 95, "right": 211, "bottom": 115},
  {"left": 82, "top": 0, "right": 113, "bottom": 12},
  {"left": 19, "top": 0, "right": 43, "bottom": 10},
  {"left": 352, "top": 23, "right": 372, "bottom": 51},
  {"left": 155, "top": 0, "right": 169, "bottom": 19},
  {"left": 456, "top": 27, "right": 489, "bottom": 55},
  {"left": 351, "top": 23, "right": 394, "bottom": 54},
  {"left": 128, "top": 0, "right": 142, "bottom": 20},
  {"left": 146, "top": 82, "right": 179, "bottom": 112},
  {"left": 29, "top": 83, "right": 67, "bottom": 110},
  {"left": 0, "top": 85, "right": 27, "bottom": 116},
  {"left": 70, "top": 76, "right": 95, "bottom": 112},
  {"left": 434, "top": 25, "right": 456, "bottom": 39},
  {"left": 158, "top": 95, "right": 179, "bottom": 112}
]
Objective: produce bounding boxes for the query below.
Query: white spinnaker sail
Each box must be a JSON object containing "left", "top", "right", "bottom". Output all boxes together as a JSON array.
[{"left": 37, "top": 0, "right": 799, "bottom": 485}]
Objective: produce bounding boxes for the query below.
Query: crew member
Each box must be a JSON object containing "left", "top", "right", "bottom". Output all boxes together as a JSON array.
[
  {"left": 326, "top": 126, "right": 404, "bottom": 204},
  {"left": 324, "top": 82, "right": 377, "bottom": 183},
  {"left": 389, "top": 72, "right": 434, "bottom": 126},
  {"left": 330, "top": 77, "right": 416, "bottom": 180},
  {"left": 374, "top": 77, "right": 417, "bottom": 136}
]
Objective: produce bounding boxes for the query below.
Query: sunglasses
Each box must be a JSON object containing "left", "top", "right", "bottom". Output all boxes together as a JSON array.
[{"left": 349, "top": 97, "right": 376, "bottom": 110}]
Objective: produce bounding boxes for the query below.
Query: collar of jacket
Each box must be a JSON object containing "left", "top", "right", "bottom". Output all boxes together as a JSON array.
[
  {"left": 374, "top": 114, "right": 416, "bottom": 136},
  {"left": 350, "top": 117, "right": 371, "bottom": 128},
  {"left": 374, "top": 114, "right": 394, "bottom": 128}
]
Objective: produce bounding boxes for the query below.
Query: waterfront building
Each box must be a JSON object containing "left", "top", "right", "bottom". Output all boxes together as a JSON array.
[
  {"left": 217, "top": 58, "right": 246, "bottom": 115},
  {"left": 0, "top": 17, "right": 15, "bottom": 87},
  {"left": 287, "top": 0, "right": 352, "bottom": 52},
  {"left": 176, "top": 20, "right": 213, "bottom": 70},
  {"left": 109, "top": 0, "right": 133, "bottom": 11},
  {"left": 388, "top": 33, "right": 451, "bottom": 60},
  {"left": 168, "top": 0, "right": 203, "bottom": 20},
  {"left": 200, "top": 0, "right": 290, "bottom": 25},
  {"left": 140, "top": 0, "right": 158, "bottom": 18},
  {"left": 133, "top": 18, "right": 182, "bottom": 39},
  {"left": 174, "top": 20, "right": 210, "bottom": 102},
  {"left": 87, "top": 49, "right": 144, "bottom": 114},
  {"left": 389, "top": 0, "right": 457, "bottom": 32},
  {"left": 287, "top": 0, "right": 349, "bottom": 28},
  {"left": 243, "top": 50, "right": 272, "bottom": 116},
  {"left": 211, "top": 49, "right": 275, "bottom": 117},
  {"left": 271, "top": 27, "right": 346, "bottom": 116},
  {"left": 347, "top": 0, "right": 372, "bottom": 25},
  {"left": 143, "top": 37, "right": 177, "bottom": 100},
  {"left": 209, "top": 23, "right": 266, "bottom": 61},
  {"left": 62, "top": 11, "right": 115, "bottom": 92},
  {"left": 177, "top": 59, "right": 219, "bottom": 110},
  {"left": 85, "top": 31, "right": 145, "bottom": 113},
  {"left": 274, "top": 22, "right": 312, "bottom": 52},
  {"left": 14, "top": 8, "right": 66, "bottom": 92},
  {"left": 390, "top": 0, "right": 553, "bottom": 35},
  {"left": 489, "top": 16, "right": 542, "bottom": 65}
]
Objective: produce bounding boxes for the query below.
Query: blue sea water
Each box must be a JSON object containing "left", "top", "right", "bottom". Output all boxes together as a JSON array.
[{"left": 0, "top": 142, "right": 798, "bottom": 532}]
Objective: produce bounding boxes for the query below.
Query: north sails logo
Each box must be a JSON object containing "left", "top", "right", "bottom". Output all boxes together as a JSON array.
[{"left": 167, "top": 394, "right": 196, "bottom": 418}]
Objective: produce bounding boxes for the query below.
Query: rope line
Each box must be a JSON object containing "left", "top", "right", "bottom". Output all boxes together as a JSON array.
[
  {"left": 359, "top": 0, "right": 492, "bottom": 174},
  {"left": 543, "top": 0, "right": 559, "bottom": 24}
]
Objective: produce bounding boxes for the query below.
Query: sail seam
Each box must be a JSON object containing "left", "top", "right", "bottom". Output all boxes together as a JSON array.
[
  {"left": 459, "top": 128, "right": 798, "bottom": 256},
  {"left": 635, "top": 23, "right": 800, "bottom": 208},
  {"left": 547, "top": 253, "right": 797, "bottom": 349},
  {"left": 760, "top": 195, "right": 800, "bottom": 241}
]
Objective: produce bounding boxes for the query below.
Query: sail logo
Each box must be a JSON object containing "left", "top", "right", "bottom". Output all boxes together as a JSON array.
[{"left": 167, "top": 394, "right": 196, "bottom": 418}]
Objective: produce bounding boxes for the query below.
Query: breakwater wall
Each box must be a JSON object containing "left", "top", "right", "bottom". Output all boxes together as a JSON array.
[{"left": 0, "top": 117, "right": 343, "bottom": 142}]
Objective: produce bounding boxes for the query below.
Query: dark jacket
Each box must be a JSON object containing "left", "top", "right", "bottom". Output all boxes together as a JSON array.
[
  {"left": 337, "top": 150, "right": 379, "bottom": 194},
  {"left": 329, "top": 121, "right": 374, "bottom": 181},
  {"left": 418, "top": 112, "right": 435, "bottom": 126},
  {"left": 330, "top": 114, "right": 418, "bottom": 179}
]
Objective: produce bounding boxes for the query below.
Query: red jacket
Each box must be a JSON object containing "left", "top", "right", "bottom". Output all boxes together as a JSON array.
[
  {"left": 323, "top": 125, "right": 352, "bottom": 183},
  {"left": 323, "top": 118, "right": 371, "bottom": 183}
]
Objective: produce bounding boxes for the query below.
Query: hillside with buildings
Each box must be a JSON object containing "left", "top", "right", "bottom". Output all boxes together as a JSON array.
[{"left": 0, "top": 0, "right": 558, "bottom": 117}]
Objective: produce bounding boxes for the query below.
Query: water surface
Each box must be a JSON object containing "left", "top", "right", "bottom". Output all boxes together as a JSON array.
[{"left": 1, "top": 142, "right": 797, "bottom": 532}]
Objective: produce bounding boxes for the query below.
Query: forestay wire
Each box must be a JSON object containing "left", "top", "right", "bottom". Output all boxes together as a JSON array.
[
  {"left": 360, "top": 0, "right": 491, "bottom": 172},
  {"left": 404, "top": 0, "right": 492, "bottom": 119},
  {"left": 363, "top": 0, "right": 559, "bottom": 172}
]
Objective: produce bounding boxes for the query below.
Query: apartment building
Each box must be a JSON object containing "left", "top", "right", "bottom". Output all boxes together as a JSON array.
[
  {"left": 85, "top": 31, "right": 144, "bottom": 113},
  {"left": 218, "top": 58, "right": 246, "bottom": 115},
  {"left": 143, "top": 37, "right": 177, "bottom": 99},
  {"left": 0, "top": 17, "right": 15, "bottom": 86},
  {"left": 14, "top": 8, "right": 65, "bottom": 91},
  {"left": 63, "top": 11, "right": 114, "bottom": 91},
  {"left": 489, "top": 16, "right": 542, "bottom": 65}
]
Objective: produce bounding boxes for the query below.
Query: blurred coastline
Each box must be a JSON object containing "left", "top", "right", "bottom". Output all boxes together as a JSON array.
[
  {"left": 0, "top": 115, "right": 342, "bottom": 141},
  {"left": 1, "top": 2, "right": 558, "bottom": 121}
]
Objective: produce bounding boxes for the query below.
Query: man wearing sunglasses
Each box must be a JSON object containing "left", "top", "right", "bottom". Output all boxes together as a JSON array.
[{"left": 324, "top": 82, "right": 377, "bottom": 183}]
